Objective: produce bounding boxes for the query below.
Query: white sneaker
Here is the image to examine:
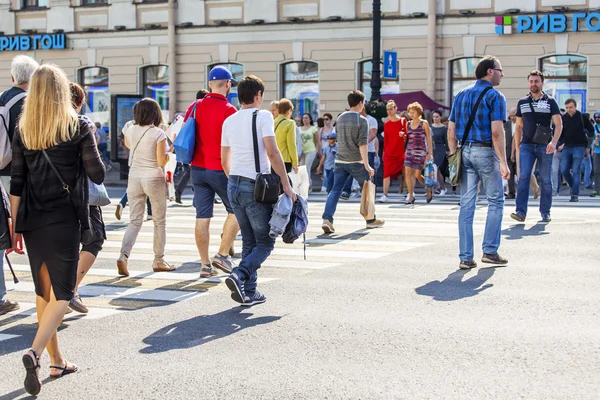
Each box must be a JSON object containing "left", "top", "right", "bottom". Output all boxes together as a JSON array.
[
  {"left": 439, "top": 189, "right": 447, "bottom": 196},
  {"left": 378, "top": 195, "right": 388, "bottom": 203}
]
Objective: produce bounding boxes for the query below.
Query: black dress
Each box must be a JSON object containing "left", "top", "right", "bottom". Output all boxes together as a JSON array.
[{"left": 10, "top": 117, "right": 105, "bottom": 301}]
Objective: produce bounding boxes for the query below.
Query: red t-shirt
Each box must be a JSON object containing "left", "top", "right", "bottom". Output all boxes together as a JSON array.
[
  {"left": 383, "top": 118, "right": 407, "bottom": 159},
  {"left": 183, "top": 93, "right": 237, "bottom": 170}
]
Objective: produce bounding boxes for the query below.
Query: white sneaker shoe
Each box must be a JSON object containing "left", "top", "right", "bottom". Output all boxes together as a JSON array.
[
  {"left": 378, "top": 195, "right": 388, "bottom": 203},
  {"left": 439, "top": 189, "right": 447, "bottom": 196}
]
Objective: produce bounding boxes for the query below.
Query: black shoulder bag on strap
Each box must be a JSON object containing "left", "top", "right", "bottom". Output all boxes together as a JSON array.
[
  {"left": 529, "top": 97, "right": 553, "bottom": 145},
  {"left": 448, "top": 86, "right": 493, "bottom": 186},
  {"left": 252, "top": 110, "right": 281, "bottom": 204},
  {"left": 42, "top": 150, "right": 96, "bottom": 245}
]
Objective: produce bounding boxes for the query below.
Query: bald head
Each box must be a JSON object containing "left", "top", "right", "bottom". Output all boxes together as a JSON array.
[{"left": 508, "top": 107, "right": 517, "bottom": 122}]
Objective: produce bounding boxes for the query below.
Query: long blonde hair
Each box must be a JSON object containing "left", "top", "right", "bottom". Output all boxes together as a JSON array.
[{"left": 19, "top": 64, "right": 78, "bottom": 150}]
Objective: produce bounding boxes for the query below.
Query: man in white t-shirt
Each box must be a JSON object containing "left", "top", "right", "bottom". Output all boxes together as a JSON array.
[{"left": 221, "top": 75, "right": 296, "bottom": 306}]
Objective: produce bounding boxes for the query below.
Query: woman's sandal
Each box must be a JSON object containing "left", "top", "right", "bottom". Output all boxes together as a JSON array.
[
  {"left": 22, "top": 349, "right": 42, "bottom": 396},
  {"left": 49, "top": 361, "right": 78, "bottom": 378}
]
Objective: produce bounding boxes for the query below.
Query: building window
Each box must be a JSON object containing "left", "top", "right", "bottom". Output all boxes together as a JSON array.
[
  {"left": 78, "top": 67, "right": 110, "bottom": 126},
  {"left": 208, "top": 63, "right": 244, "bottom": 109},
  {"left": 450, "top": 57, "right": 479, "bottom": 102},
  {"left": 359, "top": 60, "right": 400, "bottom": 102},
  {"left": 141, "top": 65, "right": 169, "bottom": 118},
  {"left": 82, "top": 0, "right": 108, "bottom": 4},
  {"left": 23, "top": 0, "right": 48, "bottom": 8},
  {"left": 541, "top": 55, "right": 588, "bottom": 112},
  {"left": 281, "top": 61, "right": 319, "bottom": 121}
]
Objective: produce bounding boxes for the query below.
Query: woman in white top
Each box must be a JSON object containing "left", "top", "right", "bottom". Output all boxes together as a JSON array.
[{"left": 116, "top": 98, "right": 174, "bottom": 276}]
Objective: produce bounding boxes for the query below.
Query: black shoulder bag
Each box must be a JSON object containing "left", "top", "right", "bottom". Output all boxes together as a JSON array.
[
  {"left": 448, "top": 86, "right": 493, "bottom": 186},
  {"left": 252, "top": 110, "right": 281, "bottom": 204},
  {"left": 529, "top": 97, "right": 553, "bottom": 145},
  {"left": 42, "top": 150, "right": 96, "bottom": 245}
]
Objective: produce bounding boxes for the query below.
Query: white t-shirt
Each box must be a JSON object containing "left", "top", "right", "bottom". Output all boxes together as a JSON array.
[
  {"left": 222, "top": 108, "right": 275, "bottom": 180},
  {"left": 366, "top": 114, "right": 378, "bottom": 153},
  {"left": 125, "top": 124, "right": 168, "bottom": 179}
]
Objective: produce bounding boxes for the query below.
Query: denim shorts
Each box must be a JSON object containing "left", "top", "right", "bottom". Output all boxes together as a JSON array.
[{"left": 191, "top": 167, "right": 234, "bottom": 218}]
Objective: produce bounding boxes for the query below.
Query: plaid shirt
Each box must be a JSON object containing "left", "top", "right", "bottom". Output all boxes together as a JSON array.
[{"left": 449, "top": 80, "right": 507, "bottom": 144}]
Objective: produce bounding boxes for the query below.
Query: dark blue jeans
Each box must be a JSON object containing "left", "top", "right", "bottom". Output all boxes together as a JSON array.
[
  {"left": 325, "top": 168, "right": 334, "bottom": 193},
  {"left": 516, "top": 143, "right": 553, "bottom": 217},
  {"left": 560, "top": 147, "right": 586, "bottom": 196},
  {"left": 227, "top": 177, "right": 275, "bottom": 295},
  {"left": 322, "top": 163, "right": 376, "bottom": 224},
  {"left": 342, "top": 152, "right": 375, "bottom": 193}
]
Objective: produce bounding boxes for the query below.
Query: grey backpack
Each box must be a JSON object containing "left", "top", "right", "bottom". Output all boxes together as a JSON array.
[{"left": 0, "top": 92, "right": 27, "bottom": 169}]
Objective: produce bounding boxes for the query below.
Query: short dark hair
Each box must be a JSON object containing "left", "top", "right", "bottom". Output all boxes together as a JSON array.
[
  {"left": 133, "top": 98, "right": 164, "bottom": 127},
  {"left": 347, "top": 90, "right": 365, "bottom": 108},
  {"left": 475, "top": 55, "right": 499, "bottom": 80},
  {"left": 196, "top": 89, "right": 208, "bottom": 100},
  {"left": 528, "top": 70, "right": 545, "bottom": 82},
  {"left": 237, "top": 75, "right": 264, "bottom": 105},
  {"left": 69, "top": 82, "right": 86, "bottom": 109},
  {"left": 94, "top": 122, "right": 102, "bottom": 130},
  {"left": 565, "top": 98, "right": 577, "bottom": 107},
  {"left": 317, "top": 117, "right": 325, "bottom": 128}
]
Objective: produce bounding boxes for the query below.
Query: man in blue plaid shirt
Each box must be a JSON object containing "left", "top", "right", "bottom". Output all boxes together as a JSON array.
[{"left": 448, "top": 55, "right": 511, "bottom": 270}]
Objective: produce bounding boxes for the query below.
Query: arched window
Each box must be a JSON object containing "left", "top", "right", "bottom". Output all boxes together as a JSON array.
[
  {"left": 281, "top": 61, "right": 319, "bottom": 121},
  {"left": 141, "top": 65, "right": 169, "bottom": 117},
  {"left": 359, "top": 60, "right": 400, "bottom": 101},
  {"left": 540, "top": 55, "right": 588, "bottom": 112},
  {"left": 208, "top": 63, "right": 244, "bottom": 109},
  {"left": 450, "top": 57, "right": 478, "bottom": 101},
  {"left": 78, "top": 66, "right": 109, "bottom": 126}
]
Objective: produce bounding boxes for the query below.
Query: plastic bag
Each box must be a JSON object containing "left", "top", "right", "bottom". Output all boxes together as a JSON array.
[
  {"left": 424, "top": 159, "right": 437, "bottom": 188},
  {"left": 289, "top": 165, "right": 309, "bottom": 199}
]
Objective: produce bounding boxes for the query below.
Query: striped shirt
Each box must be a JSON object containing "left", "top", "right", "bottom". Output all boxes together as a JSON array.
[
  {"left": 515, "top": 93, "right": 560, "bottom": 145},
  {"left": 449, "top": 80, "right": 507, "bottom": 144}
]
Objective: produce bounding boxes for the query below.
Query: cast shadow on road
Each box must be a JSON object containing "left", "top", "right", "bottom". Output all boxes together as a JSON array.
[
  {"left": 0, "top": 376, "right": 55, "bottom": 400},
  {"left": 139, "top": 308, "right": 284, "bottom": 354},
  {"left": 503, "top": 221, "right": 548, "bottom": 241},
  {"left": 415, "top": 268, "right": 496, "bottom": 301}
]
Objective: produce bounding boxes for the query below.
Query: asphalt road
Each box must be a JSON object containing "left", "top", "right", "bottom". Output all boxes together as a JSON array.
[{"left": 0, "top": 188, "right": 598, "bottom": 399}]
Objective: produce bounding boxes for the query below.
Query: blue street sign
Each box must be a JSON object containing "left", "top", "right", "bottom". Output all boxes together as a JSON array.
[{"left": 383, "top": 50, "right": 397, "bottom": 80}]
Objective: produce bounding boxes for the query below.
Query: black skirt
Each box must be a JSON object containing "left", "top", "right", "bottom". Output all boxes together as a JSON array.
[{"left": 23, "top": 217, "right": 80, "bottom": 301}]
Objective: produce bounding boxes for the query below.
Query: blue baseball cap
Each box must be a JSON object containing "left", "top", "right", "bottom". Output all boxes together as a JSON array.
[
  {"left": 327, "top": 133, "right": 336, "bottom": 139},
  {"left": 209, "top": 66, "right": 237, "bottom": 83}
]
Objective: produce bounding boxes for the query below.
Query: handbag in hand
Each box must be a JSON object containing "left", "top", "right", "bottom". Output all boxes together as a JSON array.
[
  {"left": 252, "top": 110, "right": 280, "bottom": 204},
  {"left": 448, "top": 86, "right": 493, "bottom": 186},
  {"left": 528, "top": 97, "right": 553, "bottom": 145},
  {"left": 42, "top": 150, "right": 96, "bottom": 245}
]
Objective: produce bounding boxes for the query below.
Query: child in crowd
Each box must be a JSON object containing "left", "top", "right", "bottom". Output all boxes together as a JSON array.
[{"left": 317, "top": 133, "right": 337, "bottom": 193}]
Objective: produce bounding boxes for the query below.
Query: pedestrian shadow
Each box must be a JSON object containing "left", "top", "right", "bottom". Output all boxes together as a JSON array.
[
  {"left": 415, "top": 268, "right": 496, "bottom": 301},
  {"left": 310, "top": 230, "right": 370, "bottom": 247},
  {"left": 0, "top": 376, "right": 55, "bottom": 400},
  {"left": 503, "top": 221, "right": 548, "bottom": 240},
  {"left": 139, "top": 308, "right": 284, "bottom": 354}
]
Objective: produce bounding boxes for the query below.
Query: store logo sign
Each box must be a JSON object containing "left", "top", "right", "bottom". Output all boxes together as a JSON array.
[
  {"left": 496, "top": 13, "right": 600, "bottom": 35},
  {"left": 495, "top": 16, "right": 512, "bottom": 35},
  {"left": 0, "top": 33, "right": 65, "bottom": 52}
]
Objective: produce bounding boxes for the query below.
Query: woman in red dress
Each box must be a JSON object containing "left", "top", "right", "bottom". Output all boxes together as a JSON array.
[{"left": 378, "top": 100, "right": 407, "bottom": 203}]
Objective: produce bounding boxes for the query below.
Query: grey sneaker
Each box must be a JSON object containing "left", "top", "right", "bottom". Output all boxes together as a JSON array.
[
  {"left": 459, "top": 260, "right": 477, "bottom": 270},
  {"left": 481, "top": 253, "right": 508, "bottom": 265},
  {"left": 69, "top": 294, "right": 88, "bottom": 314},
  {"left": 241, "top": 291, "right": 266, "bottom": 307},
  {"left": 211, "top": 253, "right": 234, "bottom": 273},
  {"left": 200, "top": 264, "right": 219, "bottom": 278},
  {"left": 0, "top": 299, "right": 20, "bottom": 316}
]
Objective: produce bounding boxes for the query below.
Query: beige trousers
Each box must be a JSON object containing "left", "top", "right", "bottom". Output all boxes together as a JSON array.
[{"left": 120, "top": 176, "right": 167, "bottom": 261}]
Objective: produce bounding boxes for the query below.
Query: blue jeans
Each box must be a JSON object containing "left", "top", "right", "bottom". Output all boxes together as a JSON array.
[
  {"left": 516, "top": 143, "right": 553, "bottom": 217},
  {"left": 581, "top": 153, "right": 593, "bottom": 188},
  {"left": 325, "top": 168, "right": 334, "bottom": 193},
  {"left": 0, "top": 250, "right": 5, "bottom": 304},
  {"left": 560, "top": 147, "right": 586, "bottom": 197},
  {"left": 322, "top": 163, "right": 376, "bottom": 224},
  {"left": 459, "top": 146, "right": 504, "bottom": 262},
  {"left": 97, "top": 143, "right": 110, "bottom": 167},
  {"left": 227, "top": 177, "right": 275, "bottom": 296},
  {"left": 342, "top": 152, "right": 375, "bottom": 194}
]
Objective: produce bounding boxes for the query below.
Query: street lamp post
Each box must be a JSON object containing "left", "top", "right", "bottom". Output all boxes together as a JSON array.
[{"left": 370, "top": 0, "right": 382, "bottom": 102}]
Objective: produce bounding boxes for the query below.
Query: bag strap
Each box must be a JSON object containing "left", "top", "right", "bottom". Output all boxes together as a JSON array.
[
  {"left": 42, "top": 150, "right": 71, "bottom": 194},
  {"left": 252, "top": 110, "right": 260, "bottom": 174},
  {"left": 274, "top": 119, "right": 285, "bottom": 132},
  {"left": 3, "top": 92, "right": 27, "bottom": 111},
  {"left": 130, "top": 126, "right": 153, "bottom": 164},
  {"left": 461, "top": 86, "right": 493, "bottom": 147}
]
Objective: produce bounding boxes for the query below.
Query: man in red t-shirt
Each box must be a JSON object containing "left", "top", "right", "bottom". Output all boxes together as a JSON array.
[
  {"left": 378, "top": 100, "right": 407, "bottom": 203},
  {"left": 183, "top": 66, "right": 238, "bottom": 278}
]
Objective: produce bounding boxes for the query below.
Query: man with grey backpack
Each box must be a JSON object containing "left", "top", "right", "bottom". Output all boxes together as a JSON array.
[{"left": 0, "top": 54, "right": 38, "bottom": 317}]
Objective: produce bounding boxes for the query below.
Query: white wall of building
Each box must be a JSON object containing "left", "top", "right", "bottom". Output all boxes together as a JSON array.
[{"left": 244, "top": 0, "right": 278, "bottom": 23}]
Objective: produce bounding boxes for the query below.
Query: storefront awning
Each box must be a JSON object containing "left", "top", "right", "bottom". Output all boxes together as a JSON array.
[{"left": 381, "top": 91, "right": 450, "bottom": 111}]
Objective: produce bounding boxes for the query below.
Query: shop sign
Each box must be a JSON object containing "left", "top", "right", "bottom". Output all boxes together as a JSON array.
[
  {"left": 0, "top": 33, "right": 66, "bottom": 52},
  {"left": 495, "top": 13, "right": 600, "bottom": 35}
]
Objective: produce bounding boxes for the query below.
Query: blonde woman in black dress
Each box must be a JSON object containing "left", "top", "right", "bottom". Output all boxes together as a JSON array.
[{"left": 10, "top": 64, "right": 105, "bottom": 395}]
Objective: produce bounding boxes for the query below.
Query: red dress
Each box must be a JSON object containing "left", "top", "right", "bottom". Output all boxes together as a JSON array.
[{"left": 383, "top": 118, "right": 407, "bottom": 179}]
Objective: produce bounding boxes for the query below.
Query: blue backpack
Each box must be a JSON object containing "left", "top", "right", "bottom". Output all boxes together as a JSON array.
[
  {"left": 282, "top": 195, "right": 309, "bottom": 259},
  {"left": 173, "top": 101, "right": 198, "bottom": 164}
]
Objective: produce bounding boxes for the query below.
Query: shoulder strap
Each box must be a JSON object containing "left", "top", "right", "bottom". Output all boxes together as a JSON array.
[
  {"left": 252, "top": 110, "right": 260, "bottom": 174},
  {"left": 274, "top": 118, "right": 285, "bottom": 132},
  {"left": 527, "top": 96, "right": 537, "bottom": 118},
  {"left": 461, "top": 86, "right": 493, "bottom": 147},
  {"left": 3, "top": 92, "right": 26, "bottom": 111},
  {"left": 42, "top": 150, "right": 71, "bottom": 194},
  {"left": 130, "top": 126, "right": 153, "bottom": 164}
]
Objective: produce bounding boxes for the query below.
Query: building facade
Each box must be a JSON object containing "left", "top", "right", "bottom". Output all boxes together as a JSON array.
[{"left": 1, "top": 0, "right": 599, "bottom": 130}]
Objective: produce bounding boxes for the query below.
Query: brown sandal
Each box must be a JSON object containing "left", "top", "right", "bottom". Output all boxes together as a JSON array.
[{"left": 22, "top": 349, "right": 41, "bottom": 395}]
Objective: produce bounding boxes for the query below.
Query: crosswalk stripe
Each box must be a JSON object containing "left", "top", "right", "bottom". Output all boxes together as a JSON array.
[{"left": 0, "top": 333, "right": 21, "bottom": 342}]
